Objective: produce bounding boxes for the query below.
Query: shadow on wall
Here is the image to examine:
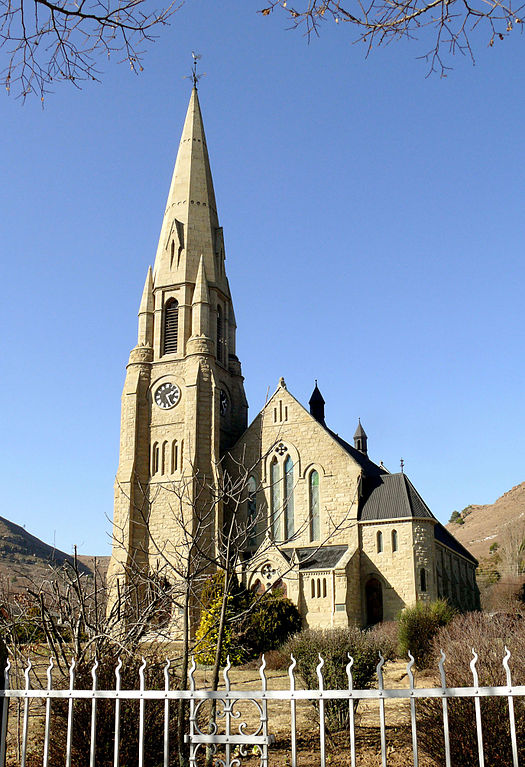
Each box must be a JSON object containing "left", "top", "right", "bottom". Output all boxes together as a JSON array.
[{"left": 360, "top": 552, "right": 405, "bottom": 627}]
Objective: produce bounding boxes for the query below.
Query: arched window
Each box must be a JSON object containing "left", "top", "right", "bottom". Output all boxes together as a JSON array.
[
  {"left": 161, "top": 441, "right": 168, "bottom": 474},
  {"left": 377, "top": 531, "right": 383, "bottom": 553},
  {"left": 392, "top": 529, "right": 398, "bottom": 552},
  {"left": 151, "top": 442, "right": 159, "bottom": 474},
  {"left": 163, "top": 299, "right": 178, "bottom": 354},
  {"left": 180, "top": 440, "right": 184, "bottom": 469},
  {"left": 283, "top": 455, "right": 294, "bottom": 540},
  {"left": 309, "top": 470, "right": 320, "bottom": 541},
  {"left": 171, "top": 440, "right": 178, "bottom": 473},
  {"left": 270, "top": 459, "right": 280, "bottom": 540},
  {"left": 311, "top": 579, "right": 315, "bottom": 598},
  {"left": 322, "top": 578, "right": 327, "bottom": 598},
  {"left": 216, "top": 305, "right": 223, "bottom": 363},
  {"left": 420, "top": 568, "right": 427, "bottom": 593},
  {"left": 247, "top": 476, "right": 257, "bottom": 545},
  {"left": 316, "top": 578, "right": 321, "bottom": 598}
]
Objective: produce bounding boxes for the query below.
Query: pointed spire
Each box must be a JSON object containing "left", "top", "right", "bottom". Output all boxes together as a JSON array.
[
  {"left": 353, "top": 418, "right": 368, "bottom": 455},
  {"left": 190, "top": 256, "right": 210, "bottom": 340},
  {"left": 309, "top": 380, "right": 326, "bottom": 425},
  {"left": 193, "top": 256, "right": 209, "bottom": 305},
  {"left": 153, "top": 88, "right": 223, "bottom": 289},
  {"left": 137, "top": 266, "right": 154, "bottom": 346}
]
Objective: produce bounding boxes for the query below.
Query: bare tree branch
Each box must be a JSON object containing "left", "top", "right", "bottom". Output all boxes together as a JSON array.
[
  {"left": 1, "top": 0, "right": 183, "bottom": 99},
  {"left": 260, "top": 0, "right": 524, "bottom": 74}
]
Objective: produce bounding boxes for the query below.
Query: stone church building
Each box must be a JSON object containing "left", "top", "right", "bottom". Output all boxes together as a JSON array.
[{"left": 107, "top": 88, "right": 479, "bottom": 631}]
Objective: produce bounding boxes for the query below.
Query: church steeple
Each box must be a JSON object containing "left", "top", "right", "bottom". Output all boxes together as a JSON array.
[
  {"left": 309, "top": 381, "right": 326, "bottom": 425},
  {"left": 153, "top": 87, "right": 227, "bottom": 293},
  {"left": 354, "top": 419, "right": 368, "bottom": 455}
]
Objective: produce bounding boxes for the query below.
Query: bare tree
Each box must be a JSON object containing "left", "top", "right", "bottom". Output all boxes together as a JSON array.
[
  {"left": 0, "top": 0, "right": 181, "bottom": 100},
  {"left": 260, "top": 0, "right": 525, "bottom": 75}
]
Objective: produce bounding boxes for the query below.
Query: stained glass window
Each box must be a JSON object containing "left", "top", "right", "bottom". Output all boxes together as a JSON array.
[
  {"left": 309, "top": 470, "right": 320, "bottom": 541},
  {"left": 283, "top": 455, "right": 294, "bottom": 540}
]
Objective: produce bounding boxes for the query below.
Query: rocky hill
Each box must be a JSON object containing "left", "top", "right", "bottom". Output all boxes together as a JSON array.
[
  {"left": 0, "top": 516, "right": 108, "bottom": 593},
  {"left": 446, "top": 482, "right": 525, "bottom": 567}
]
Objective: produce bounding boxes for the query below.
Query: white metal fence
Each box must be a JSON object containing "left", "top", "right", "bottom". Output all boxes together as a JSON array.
[{"left": 0, "top": 649, "right": 523, "bottom": 767}]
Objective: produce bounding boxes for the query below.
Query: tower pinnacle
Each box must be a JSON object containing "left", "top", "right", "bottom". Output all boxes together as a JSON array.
[{"left": 153, "top": 87, "right": 225, "bottom": 292}]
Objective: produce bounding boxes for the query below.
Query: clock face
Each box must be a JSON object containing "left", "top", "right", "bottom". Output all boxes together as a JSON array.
[
  {"left": 219, "top": 390, "right": 229, "bottom": 416},
  {"left": 154, "top": 382, "right": 181, "bottom": 410}
]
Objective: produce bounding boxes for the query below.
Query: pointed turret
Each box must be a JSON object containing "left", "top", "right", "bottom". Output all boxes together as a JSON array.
[
  {"left": 309, "top": 381, "right": 325, "bottom": 425},
  {"left": 354, "top": 419, "right": 368, "bottom": 455},
  {"left": 190, "top": 256, "right": 210, "bottom": 339},
  {"left": 153, "top": 88, "right": 226, "bottom": 292},
  {"left": 137, "top": 266, "right": 154, "bottom": 347}
]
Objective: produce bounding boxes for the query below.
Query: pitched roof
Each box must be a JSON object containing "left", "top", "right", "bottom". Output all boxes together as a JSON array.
[
  {"left": 359, "top": 473, "right": 477, "bottom": 564},
  {"left": 326, "top": 428, "right": 387, "bottom": 477},
  {"left": 434, "top": 522, "right": 478, "bottom": 565},
  {"left": 359, "top": 473, "right": 433, "bottom": 521},
  {"left": 282, "top": 545, "right": 348, "bottom": 570}
]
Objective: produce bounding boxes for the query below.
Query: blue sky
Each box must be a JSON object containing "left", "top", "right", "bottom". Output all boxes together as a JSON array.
[{"left": 1, "top": 0, "right": 524, "bottom": 556}]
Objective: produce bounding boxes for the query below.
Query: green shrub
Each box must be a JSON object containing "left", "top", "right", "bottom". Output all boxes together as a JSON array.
[
  {"left": 240, "top": 590, "right": 301, "bottom": 655},
  {"left": 418, "top": 612, "right": 525, "bottom": 766},
  {"left": 194, "top": 591, "right": 247, "bottom": 666},
  {"left": 397, "top": 599, "right": 455, "bottom": 670},
  {"left": 194, "top": 576, "right": 301, "bottom": 666},
  {"left": 285, "top": 627, "right": 388, "bottom": 731}
]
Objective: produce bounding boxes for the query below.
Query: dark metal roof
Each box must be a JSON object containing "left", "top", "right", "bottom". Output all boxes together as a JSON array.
[
  {"left": 326, "top": 428, "right": 386, "bottom": 477},
  {"left": 282, "top": 545, "right": 348, "bottom": 571},
  {"left": 434, "top": 522, "right": 478, "bottom": 565},
  {"left": 359, "top": 473, "right": 434, "bottom": 521},
  {"left": 359, "top": 473, "right": 478, "bottom": 565},
  {"left": 354, "top": 419, "right": 367, "bottom": 439}
]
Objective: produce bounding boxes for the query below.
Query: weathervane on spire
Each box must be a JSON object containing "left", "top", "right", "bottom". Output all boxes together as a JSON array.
[
  {"left": 186, "top": 52, "right": 205, "bottom": 88},
  {"left": 400, "top": 458, "right": 405, "bottom": 473}
]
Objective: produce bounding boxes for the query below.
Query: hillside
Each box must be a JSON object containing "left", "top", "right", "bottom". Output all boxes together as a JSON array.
[
  {"left": 446, "top": 482, "right": 525, "bottom": 565},
  {"left": 0, "top": 516, "right": 108, "bottom": 593}
]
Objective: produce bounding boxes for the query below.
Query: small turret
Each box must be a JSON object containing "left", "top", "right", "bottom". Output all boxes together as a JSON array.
[
  {"left": 137, "top": 266, "right": 154, "bottom": 347},
  {"left": 309, "top": 381, "right": 325, "bottom": 425},
  {"left": 191, "top": 255, "right": 210, "bottom": 337},
  {"left": 354, "top": 418, "right": 368, "bottom": 455}
]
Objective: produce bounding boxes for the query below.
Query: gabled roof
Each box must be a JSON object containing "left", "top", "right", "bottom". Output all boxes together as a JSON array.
[
  {"left": 359, "top": 473, "right": 477, "bottom": 564},
  {"left": 326, "top": 428, "right": 387, "bottom": 478},
  {"left": 282, "top": 545, "right": 348, "bottom": 571},
  {"left": 359, "top": 473, "right": 434, "bottom": 521}
]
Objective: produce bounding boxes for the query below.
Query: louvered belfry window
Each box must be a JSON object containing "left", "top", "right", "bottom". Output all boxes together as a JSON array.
[{"left": 163, "top": 299, "right": 179, "bottom": 354}]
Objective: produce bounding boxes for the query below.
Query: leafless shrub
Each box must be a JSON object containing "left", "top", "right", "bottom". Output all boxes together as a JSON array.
[{"left": 417, "top": 612, "right": 525, "bottom": 766}]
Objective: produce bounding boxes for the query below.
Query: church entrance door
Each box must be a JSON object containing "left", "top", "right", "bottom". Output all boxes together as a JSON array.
[{"left": 365, "top": 577, "right": 383, "bottom": 625}]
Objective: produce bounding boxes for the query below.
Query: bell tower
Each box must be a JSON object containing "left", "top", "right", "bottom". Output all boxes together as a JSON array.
[{"left": 107, "top": 87, "right": 248, "bottom": 627}]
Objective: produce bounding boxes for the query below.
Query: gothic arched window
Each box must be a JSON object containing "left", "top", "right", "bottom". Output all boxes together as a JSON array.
[
  {"left": 163, "top": 299, "right": 179, "bottom": 354},
  {"left": 151, "top": 442, "right": 159, "bottom": 474},
  {"left": 309, "top": 470, "right": 320, "bottom": 541},
  {"left": 171, "top": 440, "right": 178, "bottom": 473},
  {"left": 216, "top": 305, "right": 224, "bottom": 363},
  {"left": 377, "top": 531, "right": 383, "bottom": 553},
  {"left": 392, "top": 529, "right": 398, "bottom": 552},
  {"left": 283, "top": 455, "right": 294, "bottom": 540},
  {"left": 247, "top": 475, "right": 257, "bottom": 545},
  {"left": 270, "top": 459, "right": 280, "bottom": 540}
]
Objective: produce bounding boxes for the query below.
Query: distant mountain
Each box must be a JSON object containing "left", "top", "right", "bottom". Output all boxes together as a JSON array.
[
  {"left": 446, "top": 482, "right": 525, "bottom": 564},
  {"left": 0, "top": 516, "right": 108, "bottom": 593}
]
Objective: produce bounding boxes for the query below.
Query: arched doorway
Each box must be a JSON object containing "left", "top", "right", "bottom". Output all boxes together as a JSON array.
[{"left": 365, "top": 577, "right": 383, "bottom": 625}]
